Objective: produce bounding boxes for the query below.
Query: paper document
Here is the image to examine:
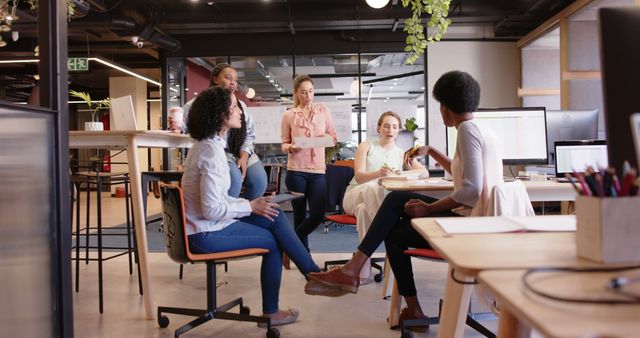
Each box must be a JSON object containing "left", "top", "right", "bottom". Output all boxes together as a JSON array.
[
  {"left": 293, "top": 136, "right": 335, "bottom": 148},
  {"left": 379, "top": 171, "right": 423, "bottom": 181},
  {"left": 435, "top": 215, "right": 576, "bottom": 234}
]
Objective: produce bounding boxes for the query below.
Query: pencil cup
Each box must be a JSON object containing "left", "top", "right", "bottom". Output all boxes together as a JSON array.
[{"left": 575, "top": 195, "right": 640, "bottom": 263}]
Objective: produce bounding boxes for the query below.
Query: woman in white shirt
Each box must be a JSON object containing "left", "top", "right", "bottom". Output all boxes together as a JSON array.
[
  {"left": 342, "top": 111, "right": 427, "bottom": 283},
  {"left": 181, "top": 86, "right": 321, "bottom": 327},
  {"left": 306, "top": 71, "right": 503, "bottom": 332}
]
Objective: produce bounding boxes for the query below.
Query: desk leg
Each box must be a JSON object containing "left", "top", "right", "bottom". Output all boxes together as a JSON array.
[
  {"left": 497, "top": 307, "right": 520, "bottom": 338},
  {"left": 437, "top": 265, "right": 473, "bottom": 338},
  {"left": 387, "top": 278, "right": 402, "bottom": 328},
  {"left": 127, "top": 137, "right": 155, "bottom": 319}
]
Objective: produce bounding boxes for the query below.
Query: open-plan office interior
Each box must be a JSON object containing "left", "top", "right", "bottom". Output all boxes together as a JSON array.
[{"left": 1, "top": 0, "right": 640, "bottom": 337}]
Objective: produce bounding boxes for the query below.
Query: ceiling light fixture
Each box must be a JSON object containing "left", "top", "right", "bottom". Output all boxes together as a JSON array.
[
  {"left": 246, "top": 88, "right": 256, "bottom": 99},
  {"left": 366, "top": 0, "right": 389, "bottom": 9},
  {"left": 349, "top": 79, "right": 362, "bottom": 96}
]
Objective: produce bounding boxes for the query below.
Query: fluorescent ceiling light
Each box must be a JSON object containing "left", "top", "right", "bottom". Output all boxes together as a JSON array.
[{"left": 0, "top": 59, "right": 39, "bottom": 63}]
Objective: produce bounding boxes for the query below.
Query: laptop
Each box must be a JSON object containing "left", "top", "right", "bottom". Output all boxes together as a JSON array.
[
  {"left": 110, "top": 95, "right": 138, "bottom": 130},
  {"left": 554, "top": 140, "right": 608, "bottom": 182}
]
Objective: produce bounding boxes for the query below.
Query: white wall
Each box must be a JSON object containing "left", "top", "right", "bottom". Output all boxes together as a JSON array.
[{"left": 427, "top": 41, "right": 518, "bottom": 159}]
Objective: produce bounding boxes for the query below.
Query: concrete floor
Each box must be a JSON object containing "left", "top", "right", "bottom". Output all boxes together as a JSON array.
[{"left": 71, "top": 192, "right": 498, "bottom": 338}]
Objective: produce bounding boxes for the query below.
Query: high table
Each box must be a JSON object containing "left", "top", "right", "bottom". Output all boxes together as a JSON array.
[
  {"left": 410, "top": 216, "right": 603, "bottom": 338},
  {"left": 69, "top": 130, "right": 193, "bottom": 319},
  {"left": 479, "top": 269, "right": 640, "bottom": 338}
]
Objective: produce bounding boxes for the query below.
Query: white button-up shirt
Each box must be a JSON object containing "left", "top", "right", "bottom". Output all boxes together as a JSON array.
[{"left": 181, "top": 135, "right": 252, "bottom": 235}]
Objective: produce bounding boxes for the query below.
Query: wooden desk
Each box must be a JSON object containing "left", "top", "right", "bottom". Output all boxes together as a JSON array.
[
  {"left": 411, "top": 216, "right": 601, "bottom": 338},
  {"left": 381, "top": 178, "right": 576, "bottom": 202},
  {"left": 479, "top": 269, "right": 640, "bottom": 338},
  {"left": 69, "top": 130, "right": 193, "bottom": 319}
]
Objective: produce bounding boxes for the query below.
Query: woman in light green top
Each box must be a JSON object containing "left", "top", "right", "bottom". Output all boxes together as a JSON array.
[{"left": 342, "top": 111, "right": 428, "bottom": 283}]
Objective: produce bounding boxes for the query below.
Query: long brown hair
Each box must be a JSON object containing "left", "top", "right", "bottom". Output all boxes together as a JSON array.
[
  {"left": 292, "top": 74, "right": 314, "bottom": 107},
  {"left": 377, "top": 111, "right": 402, "bottom": 133}
]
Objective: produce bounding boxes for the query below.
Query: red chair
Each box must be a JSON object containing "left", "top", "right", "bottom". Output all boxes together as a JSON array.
[{"left": 393, "top": 248, "right": 495, "bottom": 338}]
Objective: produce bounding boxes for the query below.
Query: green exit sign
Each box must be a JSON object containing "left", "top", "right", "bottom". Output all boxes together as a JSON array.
[{"left": 68, "top": 57, "right": 89, "bottom": 71}]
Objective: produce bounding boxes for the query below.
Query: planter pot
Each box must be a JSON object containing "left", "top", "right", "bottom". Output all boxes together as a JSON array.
[{"left": 84, "top": 121, "right": 104, "bottom": 131}]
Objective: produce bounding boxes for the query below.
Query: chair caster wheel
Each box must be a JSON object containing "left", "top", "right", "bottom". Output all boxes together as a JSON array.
[
  {"left": 267, "top": 327, "right": 280, "bottom": 338},
  {"left": 323, "top": 228, "right": 329, "bottom": 234},
  {"left": 157, "top": 315, "right": 170, "bottom": 328},
  {"left": 240, "top": 306, "right": 251, "bottom": 315},
  {"left": 374, "top": 273, "right": 383, "bottom": 283}
]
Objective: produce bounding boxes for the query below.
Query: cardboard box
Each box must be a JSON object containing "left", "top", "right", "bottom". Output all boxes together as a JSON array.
[{"left": 575, "top": 195, "right": 640, "bottom": 263}]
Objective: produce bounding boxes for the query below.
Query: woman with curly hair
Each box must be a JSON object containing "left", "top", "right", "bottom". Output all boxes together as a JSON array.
[
  {"left": 181, "top": 86, "right": 322, "bottom": 327},
  {"left": 171, "top": 63, "right": 267, "bottom": 200}
]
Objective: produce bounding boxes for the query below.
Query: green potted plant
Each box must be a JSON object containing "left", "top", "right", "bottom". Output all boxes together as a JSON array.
[
  {"left": 70, "top": 90, "right": 111, "bottom": 131},
  {"left": 400, "top": 117, "right": 419, "bottom": 145}
]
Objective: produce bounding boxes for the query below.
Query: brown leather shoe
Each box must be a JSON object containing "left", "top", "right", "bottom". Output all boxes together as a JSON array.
[
  {"left": 304, "top": 279, "right": 349, "bottom": 297},
  {"left": 398, "top": 307, "right": 428, "bottom": 333},
  {"left": 283, "top": 253, "right": 291, "bottom": 270},
  {"left": 308, "top": 268, "right": 359, "bottom": 294}
]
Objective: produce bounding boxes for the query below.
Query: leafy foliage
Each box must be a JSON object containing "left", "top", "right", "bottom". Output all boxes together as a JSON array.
[
  {"left": 26, "top": 0, "right": 77, "bottom": 19},
  {"left": 70, "top": 90, "right": 111, "bottom": 122},
  {"left": 401, "top": 0, "right": 452, "bottom": 64},
  {"left": 404, "top": 117, "right": 418, "bottom": 132}
]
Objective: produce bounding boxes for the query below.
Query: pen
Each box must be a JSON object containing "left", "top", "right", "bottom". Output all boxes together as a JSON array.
[
  {"left": 594, "top": 173, "right": 605, "bottom": 197},
  {"left": 566, "top": 173, "right": 585, "bottom": 195},
  {"left": 603, "top": 170, "right": 612, "bottom": 197},
  {"left": 575, "top": 172, "right": 592, "bottom": 197},
  {"left": 584, "top": 173, "right": 599, "bottom": 196},
  {"left": 619, "top": 169, "right": 637, "bottom": 197}
]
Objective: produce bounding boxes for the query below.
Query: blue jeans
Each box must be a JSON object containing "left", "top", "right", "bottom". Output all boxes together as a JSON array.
[
  {"left": 285, "top": 171, "right": 326, "bottom": 251},
  {"left": 188, "top": 211, "right": 320, "bottom": 314},
  {"left": 228, "top": 160, "right": 268, "bottom": 200}
]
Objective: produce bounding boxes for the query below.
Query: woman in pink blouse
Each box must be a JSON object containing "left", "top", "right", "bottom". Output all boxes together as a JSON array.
[{"left": 281, "top": 74, "right": 337, "bottom": 254}]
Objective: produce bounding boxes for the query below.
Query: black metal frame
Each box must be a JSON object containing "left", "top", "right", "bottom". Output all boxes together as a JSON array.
[{"left": 158, "top": 260, "right": 273, "bottom": 338}]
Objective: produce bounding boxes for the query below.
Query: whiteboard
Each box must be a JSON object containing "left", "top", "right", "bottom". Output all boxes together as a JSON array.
[
  {"left": 249, "top": 103, "right": 353, "bottom": 144},
  {"left": 249, "top": 106, "right": 287, "bottom": 144},
  {"left": 322, "top": 102, "right": 353, "bottom": 142}
]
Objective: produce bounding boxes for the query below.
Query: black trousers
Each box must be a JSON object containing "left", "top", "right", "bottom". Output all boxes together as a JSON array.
[{"left": 358, "top": 191, "right": 458, "bottom": 297}]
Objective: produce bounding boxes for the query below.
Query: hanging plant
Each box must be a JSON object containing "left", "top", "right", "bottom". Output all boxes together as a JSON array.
[
  {"left": 26, "top": 0, "right": 79, "bottom": 20},
  {"left": 401, "top": 0, "right": 452, "bottom": 64}
]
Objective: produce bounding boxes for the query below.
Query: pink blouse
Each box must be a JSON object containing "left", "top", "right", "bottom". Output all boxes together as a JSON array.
[{"left": 281, "top": 103, "right": 337, "bottom": 174}]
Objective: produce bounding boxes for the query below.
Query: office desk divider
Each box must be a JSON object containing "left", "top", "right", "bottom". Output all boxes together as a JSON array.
[{"left": 575, "top": 195, "right": 640, "bottom": 263}]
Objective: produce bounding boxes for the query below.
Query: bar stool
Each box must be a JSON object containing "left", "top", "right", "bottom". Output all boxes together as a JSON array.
[{"left": 70, "top": 163, "right": 141, "bottom": 313}]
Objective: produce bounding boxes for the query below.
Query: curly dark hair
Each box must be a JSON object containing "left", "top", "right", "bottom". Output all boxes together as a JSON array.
[
  {"left": 186, "top": 86, "right": 232, "bottom": 141},
  {"left": 432, "top": 71, "right": 481, "bottom": 114}
]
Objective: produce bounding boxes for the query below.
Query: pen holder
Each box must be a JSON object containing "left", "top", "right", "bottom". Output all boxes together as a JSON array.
[{"left": 575, "top": 195, "right": 640, "bottom": 263}]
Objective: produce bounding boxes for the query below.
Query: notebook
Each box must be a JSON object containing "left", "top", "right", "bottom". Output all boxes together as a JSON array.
[
  {"left": 554, "top": 140, "right": 608, "bottom": 180},
  {"left": 110, "top": 95, "right": 138, "bottom": 130},
  {"left": 435, "top": 215, "right": 576, "bottom": 234}
]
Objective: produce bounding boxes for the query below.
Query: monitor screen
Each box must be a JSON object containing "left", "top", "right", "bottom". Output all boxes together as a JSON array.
[
  {"left": 600, "top": 7, "right": 640, "bottom": 171},
  {"left": 446, "top": 107, "right": 548, "bottom": 165},
  {"left": 554, "top": 140, "right": 608, "bottom": 177},
  {"left": 546, "top": 109, "right": 599, "bottom": 164}
]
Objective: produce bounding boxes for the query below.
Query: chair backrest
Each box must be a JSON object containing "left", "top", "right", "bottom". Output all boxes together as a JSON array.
[
  {"left": 160, "top": 184, "right": 190, "bottom": 264},
  {"left": 334, "top": 159, "right": 355, "bottom": 169},
  {"left": 325, "top": 164, "right": 355, "bottom": 212},
  {"left": 485, "top": 180, "right": 535, "bottom": 217}
]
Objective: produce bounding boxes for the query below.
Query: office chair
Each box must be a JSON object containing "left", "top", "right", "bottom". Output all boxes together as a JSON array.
[
  {"left": 323, "top": 162, "right": 385, "bottom": 282},
  {"left": 156, "top": 184, "right": 280, "bottom": 338},
  {"left": 395, "top": 180, "right": 535, "bottom": 337}
]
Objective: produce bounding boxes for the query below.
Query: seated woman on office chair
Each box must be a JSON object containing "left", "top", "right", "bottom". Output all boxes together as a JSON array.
[
  {"left": 305, "top": 71, "right": 503, "bottom": 331},
  {"left": 342, "top": 111, "right": 428, "bottom": 284},
  {"left": 181, "top": 86, "right": 322, "bottom": 326}
]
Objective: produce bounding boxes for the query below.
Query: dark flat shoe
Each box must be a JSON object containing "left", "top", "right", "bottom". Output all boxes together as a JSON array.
[
  {"left": 398, "top": 307, "right": 429, "bottom": 333},
  {"left": 304, "top": 279, "right": 349, "bottom": 297},
  {"left": 308, "top": 267, "right": 359, "bottom": 294}
]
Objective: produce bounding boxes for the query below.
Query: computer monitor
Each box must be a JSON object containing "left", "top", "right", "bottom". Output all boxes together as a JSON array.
[
  {"left": 446, "top": 107, "right": 548, "bottom": 165},
  {"left": 600, "top": 7, "right": 640, "bottom": 171},
  {"left": 110, "top": 95, "right": 138, "bottom": 130},
  {"left": 546, "top": 109, "right": 599, "bottom": 164},
  {"left": 554, "top": 140, "right": 608, "bottom": 177}
]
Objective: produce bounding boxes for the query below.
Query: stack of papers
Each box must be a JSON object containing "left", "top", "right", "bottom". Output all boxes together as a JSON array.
[
  {"left": 435, "top": 215, "right": 576, "bottom": 234},
  {"left": 380, "top": 171, "right": 422, "bottom": 181}
]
